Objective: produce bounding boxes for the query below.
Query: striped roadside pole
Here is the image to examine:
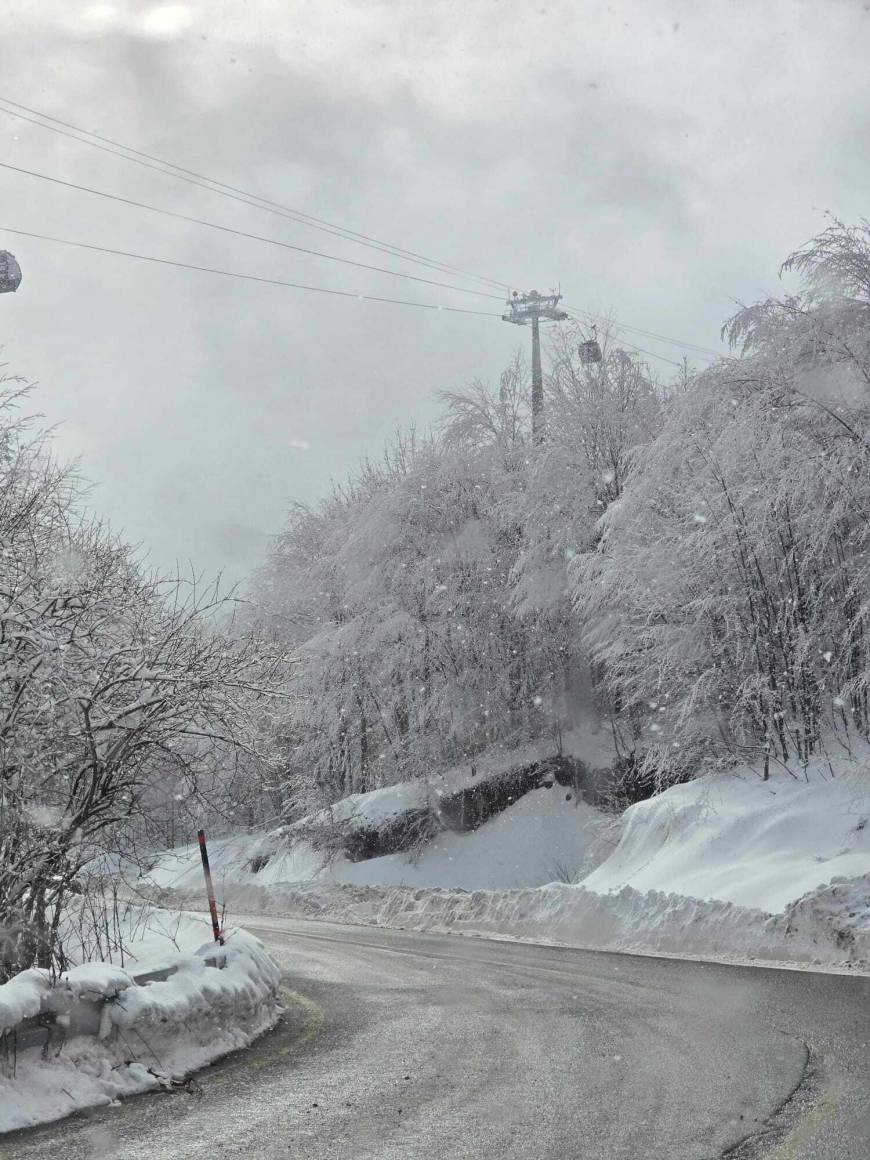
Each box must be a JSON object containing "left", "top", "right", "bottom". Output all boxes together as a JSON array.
[{"left": 197, "top": 829, "right": 224, "bottom": 945}]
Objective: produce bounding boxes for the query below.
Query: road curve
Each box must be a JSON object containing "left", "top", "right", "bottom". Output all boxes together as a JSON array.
[{"left": 2, "top": 917, "right": 869, "bottom": 1160}]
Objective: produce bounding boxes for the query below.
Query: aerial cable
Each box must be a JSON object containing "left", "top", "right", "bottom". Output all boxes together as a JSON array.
[
  {"left": 564, "top": 304, "right": 721, "bottom": 358},
  {"left": 3, "top": 228, "right": 704, "bottom": 368},
  {"left": 614, "top": 343, "right": 684, "bottom": 369},
  {"left": 0, "top": 98, "right": 726, "bottom": 361},
  {"left": 562, "top": 308, "right": 707, "bottom": 368},
  {"left": 0, "top": 97, "right": 510, "bottom": 290},
  {"left": 0, "top": 96, "right": 512, "bottom": 293},
  {"left": 562, "top": 310, "right": 685, "bottom": 368},
  {"left": 0, "top": 224, "right": 503, "bottom": 316},
  {"left": 0, "top": 160, "right": 505, "bottom": 302},
  {"left": 605, "top": 339, "right": 684, "bottom": 369}
]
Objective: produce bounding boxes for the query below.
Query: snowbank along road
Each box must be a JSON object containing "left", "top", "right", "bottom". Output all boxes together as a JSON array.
[{"left": 3, "top": 917, "right": 869, "bottom": 1160}]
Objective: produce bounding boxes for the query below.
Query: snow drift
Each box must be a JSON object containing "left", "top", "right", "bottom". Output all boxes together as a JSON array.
[
  {"left": 145, "top": 744, "right": 614, "bottom": 895},
  {"left": 0, "top": 928, "right": 281, "bottom": 1133},
  {"left": 581, "top": 765, "right": 870, "bottom": 912},
  {"left": 142, "top": 755, "right": 870, "bottom": 971}
]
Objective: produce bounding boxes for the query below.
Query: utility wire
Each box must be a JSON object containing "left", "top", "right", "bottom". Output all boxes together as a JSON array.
[
  {"left": 0, "top": 96, "right": 512, "bottom": 293},
  {"left": 0, "top": 224, "right": 503, "bottom": 316},
  {"left": 0, "top": 159, "right": 505, "bottom": 302},
  {"left": 0, "top": 96, "right": 727, "bottom": 361}
]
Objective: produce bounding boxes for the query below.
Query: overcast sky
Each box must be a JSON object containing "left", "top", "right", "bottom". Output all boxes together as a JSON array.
[{"left": 0, "top": 0, "right": 868, "bottom": 584}]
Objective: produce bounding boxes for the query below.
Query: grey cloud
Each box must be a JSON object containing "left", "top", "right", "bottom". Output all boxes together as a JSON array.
[{"left": 1, "top": 2, "right": 868, "bottom": 585}]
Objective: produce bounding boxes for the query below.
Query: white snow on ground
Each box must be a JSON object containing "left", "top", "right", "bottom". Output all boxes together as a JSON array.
[
  {"left": 139, "top": 750, "right": 870, "bottom": 971},
  {"left": 0, "top": 927, "right": 281, "bottom": 1133},
  {"left": 60, "top": 900, "right": 217, "bottom": 972},
  {"left": 143, "top": 740, "right": 616, "bottom": 896},
  {"left": 144, "top": 787, "right": 610, "bottom": 894},
  {"left": 215, "top": 740, "right": 577, "bottom": 885},
  {"left": 0, "top": 969, "right": 51, "bottom": 1033},
  {"left": 330, "top": 788, "right": 605, "bottom": 890},
  {"left": 145, "top": 830, "right": 326, "bottom": 894},
  {"left": 581, "top": 761, "right": 870, "bottom": 912},
  {"left": 172, "top": 868, "right": 870, "bottom": 972}
]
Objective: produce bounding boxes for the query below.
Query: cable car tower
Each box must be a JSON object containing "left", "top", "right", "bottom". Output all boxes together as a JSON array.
[{"left": 502, "top": 289, "right": 567, "bottom": 442}]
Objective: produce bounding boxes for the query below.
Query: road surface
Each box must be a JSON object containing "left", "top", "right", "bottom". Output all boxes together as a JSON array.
[{"left": 2, "top": 917, "right": 869, "bottom": 1159}]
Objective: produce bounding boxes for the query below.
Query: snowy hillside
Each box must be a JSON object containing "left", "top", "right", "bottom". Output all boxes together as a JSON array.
[
  {"left": 145, "top": 745, "right": 614, "bottom": 894},
  {"left": 330, "top": 787, "right": 605, "bottom": 890},
  {"left": 582, "top": 760, "right": 870, "bottom": 913},
  {"left": 142, "top": 751, "right": 870, "bottom": 969}
]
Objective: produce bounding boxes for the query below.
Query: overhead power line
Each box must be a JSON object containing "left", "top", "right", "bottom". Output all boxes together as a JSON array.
[
  {"left": 0, "top": 96, "right": 512, "bottom": 293},
  {"left": 0, "top": 160, "right": 504, "bottom": 302},
  {"left": 0, "top": 224, "right": 503, "bottom": 317}
]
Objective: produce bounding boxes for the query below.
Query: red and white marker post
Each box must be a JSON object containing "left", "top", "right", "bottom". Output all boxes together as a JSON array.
[{"left": 197, "top": 828, "right": 224, "bottom": 945}]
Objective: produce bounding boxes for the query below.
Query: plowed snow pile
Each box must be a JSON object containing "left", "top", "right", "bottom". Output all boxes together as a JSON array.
[
  {"left": 582, "top": 767, "right": 870, "bottom": 912},
  {"left": 143, "top": 753, "right": 870, "bottom": 969},
  {"left": 0, "top": 928, "right": 281, "bottom": 1133}
]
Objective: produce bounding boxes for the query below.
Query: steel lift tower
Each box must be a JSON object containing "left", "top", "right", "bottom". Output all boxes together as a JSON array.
[{"left": 502, "top": 289, "right": 567, "bottom": 442}]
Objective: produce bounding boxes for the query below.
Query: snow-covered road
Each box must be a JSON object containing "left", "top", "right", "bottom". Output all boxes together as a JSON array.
[{"left": 3, "top": 918, "right": 869, "bottom": 1159}]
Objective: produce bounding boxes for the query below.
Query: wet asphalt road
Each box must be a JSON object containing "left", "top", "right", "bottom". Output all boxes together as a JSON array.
[{"left": 2, "top": 917, "right": 869, "bottom": 1160}]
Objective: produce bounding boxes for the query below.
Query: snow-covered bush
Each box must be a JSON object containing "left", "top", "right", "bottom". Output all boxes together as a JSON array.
[{"left": 0, "top": 928, "right": 281, "bottom": 1132}]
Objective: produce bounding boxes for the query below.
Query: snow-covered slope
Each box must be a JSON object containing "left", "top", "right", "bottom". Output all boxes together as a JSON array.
[
  {"left": 144, "top": 739, "right": 617, "bottom": 896},
  {"left": 146, "top": 783, "right": 609, "bottom": 894},
  {"left": 329, "top": 787, "right": 605, "bottom": 890},
  {"left": 148, "top": 753, "right": 870, "bottom": 916},
  {"left": 141, "top": 751, "right": 870, "bottom": 970},
  {"left": 581, "top": 763, "right": 870, "bottom": 912},
  {"left": 145, "top": 830, "right": 326, "bottom": 893}
]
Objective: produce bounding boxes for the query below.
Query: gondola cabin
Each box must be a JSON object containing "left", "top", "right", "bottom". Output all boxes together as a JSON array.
[
  {"left": 578, "top": 338, "right": 602, "bottom": 364},
  {"left": 0, "top": 251, "right": 22, "bottom": 294}
]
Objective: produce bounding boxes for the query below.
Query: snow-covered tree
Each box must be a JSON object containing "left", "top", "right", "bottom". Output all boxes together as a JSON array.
[
  {"left": 574, "top": 220, "right": 870, "bottom": 783},
  {"left": 0, "top": 382, "right": 283, "bottom": 977},
  {"left": 247, "top": 335, "right": 663, "bottom": 815}
]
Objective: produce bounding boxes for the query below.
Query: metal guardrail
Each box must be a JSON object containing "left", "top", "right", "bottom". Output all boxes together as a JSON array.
[{"left": 5, "top": 949, "right": 226, "bottom": 1057}]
